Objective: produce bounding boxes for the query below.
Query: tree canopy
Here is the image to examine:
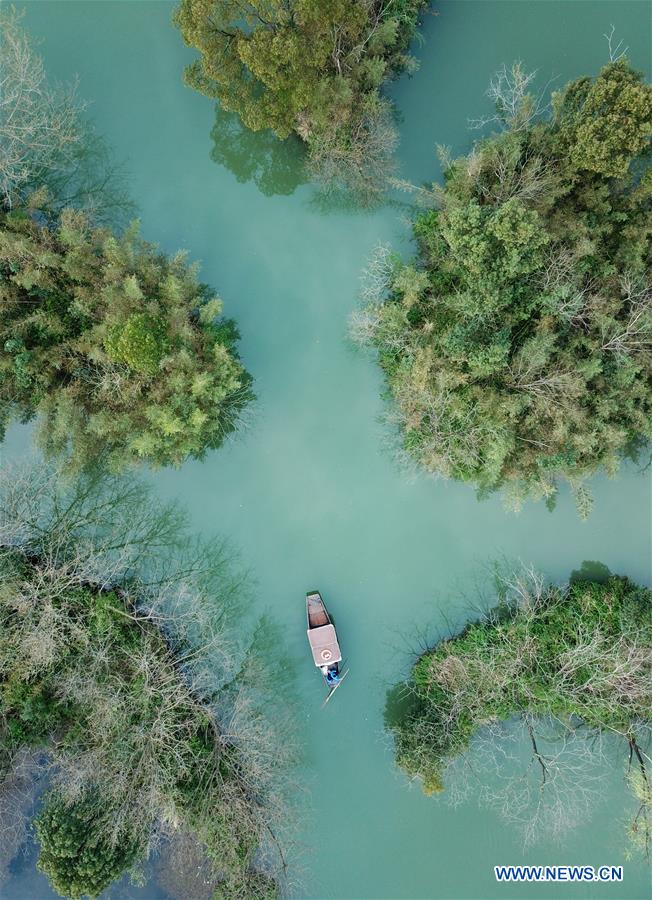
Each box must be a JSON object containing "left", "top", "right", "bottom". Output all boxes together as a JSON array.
[
  {"left": 389, "top": 569, "right": 652, "bottom": 853},
  {"left": 35, "top": 792, "right": 143, "bottom": 900},
  {"left": 354, "top": 60, "right": 652, "bottom": 513},
  {"left": 0, "top": 465, "right": 290, "bottom": 898},
  {"left": 175, "top": 0, "right": 425, "bottom": 202},
  {"left": 0, "top": 208, "right": 252, "bottom": 473},
  {"left": 0, "top": 11, "right": 251, "bottom": 476}
]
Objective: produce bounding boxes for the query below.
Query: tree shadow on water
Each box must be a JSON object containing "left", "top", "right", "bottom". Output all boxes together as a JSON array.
[
  {"left": 210, "top": 105, "right": 307, "bottom": 197},
  {"left": 569, "top": 560, "right": 612, "bottom": 585}
]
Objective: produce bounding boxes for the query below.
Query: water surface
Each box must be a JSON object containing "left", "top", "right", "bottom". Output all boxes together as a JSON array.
[{"left": 4, "top": 2, "right": 652, "bottom": 897}]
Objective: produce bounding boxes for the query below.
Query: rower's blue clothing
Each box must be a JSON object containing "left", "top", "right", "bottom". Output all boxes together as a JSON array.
[{"left": 326, "top": 670, "right": 340, "bottom": 684}]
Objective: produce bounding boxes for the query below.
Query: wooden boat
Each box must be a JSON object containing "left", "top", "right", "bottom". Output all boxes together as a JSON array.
[{"left": 306, "top": 590, "right": 348, "bottom": 702}]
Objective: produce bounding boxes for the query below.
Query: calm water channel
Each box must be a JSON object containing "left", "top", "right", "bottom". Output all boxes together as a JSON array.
[{"left": 3, "top": 2, "right": 651, "bottom": 898}]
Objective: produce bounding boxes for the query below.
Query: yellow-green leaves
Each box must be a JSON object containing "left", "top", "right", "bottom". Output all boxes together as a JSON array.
[
  {"left": 198, "top": 296, "right": 224, "bottom": 324},
  {"left": 0, "top": 210, "right": 252, "bottom": 472},
  {"left": 393, "top": 265, "right": 429, "bottom": 308},
  {"left": 565, "top": 60, "right": 652, "bottom": 178}
]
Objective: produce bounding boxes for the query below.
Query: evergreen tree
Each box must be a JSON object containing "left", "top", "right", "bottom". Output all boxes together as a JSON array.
[
  {"left": 35, "top": 793, "right": 142, "bottom": 900},
  {"left": 175, "top": 0, "right": 425, "bottom": 203},
  {"left": 356, "top": 61, "right": 652, "bottom": 512},
  {"left": 0, "top": 209, "right": 252, "bottom": 473}
]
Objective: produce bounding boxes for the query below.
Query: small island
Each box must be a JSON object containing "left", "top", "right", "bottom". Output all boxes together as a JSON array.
[
  {"left": 0, "top": 9, "right": 252, "bottom": 476},
  {"left": 355, "top": 59, "right": 652, "bottom": 513},
  {"left": 389, "top": 569, "right": 651, "bottom": 855},
  {"left": 0, "top": 466, "right": 287, "bottom": 899},
  {"left": 175, "top": 0, "right": 426, "bottom": 203}
]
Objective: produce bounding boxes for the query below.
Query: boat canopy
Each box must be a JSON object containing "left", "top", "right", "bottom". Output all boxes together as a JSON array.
[{"left": 307, "top": 624, "right": 342, "bottom": 667}]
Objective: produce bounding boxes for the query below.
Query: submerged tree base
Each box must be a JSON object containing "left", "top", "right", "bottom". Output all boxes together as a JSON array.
[
  {"left": 355, "top": 60, "right": 652, "bottom": 513},
  {"left": 0, "top": 465, "right": 290, "bottom": 899},
  {"left": 389, "top": 568, "right": 652, "bottom": 855}
]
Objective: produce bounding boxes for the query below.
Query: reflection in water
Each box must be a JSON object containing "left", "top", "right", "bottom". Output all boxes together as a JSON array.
[
  {"left": 209, "top": 104, "right": 406, "bottom": 214},
  {"left": 570, "top": 560, "right": 612, "bottom": 584},
  {"left": 210, "top": 106, "right": 306, "bottom": 197},
  {"left": 383, "top": 681, "right": 422, "bottom": 730}
]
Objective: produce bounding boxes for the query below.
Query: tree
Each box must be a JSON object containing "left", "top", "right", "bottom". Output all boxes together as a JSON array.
[
  {"left": 556, "top": 59, "right": 652, "bottom": 177},
  {"left": 389, "top": 568, "right": 652, "bottom": 854},
  {"left": 0, "top": 209, "right": 252, "bottom": 473},
  {"left": 35, "top": 792, "right": 142, "bottom": 900},
  {"left": 174, "top": 0, "right": 425, "bottom": 203},
  {"left": 0, "top": 8, "right": 131, "bottom": 224},
  {"left": 355, "top": 60, "right": 652, "bottom": 512},
  {"left": 0, "top": 464, "right": 293, "bottom": 898}
]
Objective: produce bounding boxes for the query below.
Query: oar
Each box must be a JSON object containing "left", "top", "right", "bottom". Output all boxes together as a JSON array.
[{"left": 321, "top": 668, "right": 349, "bottom": 708}]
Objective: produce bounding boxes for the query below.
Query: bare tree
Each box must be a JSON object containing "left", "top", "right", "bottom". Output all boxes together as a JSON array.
[
  {"left": 393, "top": 567, "right": 651, "bottom": 854},
  {"left": 308, "top": 99, "right": 398, "bottom": 207},
  {"left": 0, "top": 8, "right": 86, "bottom": 208},
  {"left": 469, "top": 62, "right": 557, "bottom": 133},
  {"left": 627, "top": 729, "right": 652, "bottom": 860},
  {"left": 601, "top": 274, "right": 652, "bottom": 356},
  {"left": 445, "top": 718, "right": 612, "bottom": 849},
  {"left": 604, "top": 25, "right": 628, "bottom": 64},
  {"left": 0, "top": 462, "right": 297, "bottom": 895},
  {"left": 155, "top": 829, "right": 219, "bottom": 900},
  {"left": 0, "top": 7, "right": 132, "bottom": 223}
]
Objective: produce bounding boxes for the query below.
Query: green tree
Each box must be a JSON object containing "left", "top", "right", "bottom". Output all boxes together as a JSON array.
[
  {"left": 35, "top": 793, "right": 142, "bottom": 900},
  {"left": 389, "top": 569, "right": 652, "bottom": 852},
  {"left": 175, "top": 0, "right": 425, "bottom": 203},
  {"left": 556, "top": 59, "right": 652, "bottom": 177},
  {"left": 355, "top": 60, "right": 652, "bottom": 512},
  {"left": 0, "top": 209, "right": 252, "bottom": 473}
]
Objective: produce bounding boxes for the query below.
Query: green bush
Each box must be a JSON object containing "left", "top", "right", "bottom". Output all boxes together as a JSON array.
[{"left": 35, "top": 792, "right": 142, "bottom": 900}]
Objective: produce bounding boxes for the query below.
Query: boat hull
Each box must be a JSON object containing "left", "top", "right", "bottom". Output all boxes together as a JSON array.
[{"left": 306, "top": 591, "right": 342, "bottom": 669}]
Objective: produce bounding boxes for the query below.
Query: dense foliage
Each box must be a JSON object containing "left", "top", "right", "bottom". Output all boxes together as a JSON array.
[
  {"left": 355, "top": 61, "right": 652, "bottom": 512},
  {"left": 0, "top": 208, "right": 252, "bottom": 473},
  {"left": 175, "top": 0, "right": 425, "bottom": 202},
  {"left": 35, "top": 793, "right": 143, "bottom": 900},
  {"left": 390, "top": 571, "right": 651, "bottom": 851},
  {"left": 0, "top": 11, "right": 251, "bottom": 475},
  {"left": 0, "top": 467, "right": 289, "bottom": 898}
]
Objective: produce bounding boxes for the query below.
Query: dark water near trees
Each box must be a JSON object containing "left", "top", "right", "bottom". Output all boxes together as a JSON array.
[{"left": 3, "top": 1, "right": 651, "bottom": 897}]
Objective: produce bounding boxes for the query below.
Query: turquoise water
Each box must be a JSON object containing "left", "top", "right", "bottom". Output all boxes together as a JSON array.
[{"left": 3, "top": 1, "right": 652, "bottom": 897}]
